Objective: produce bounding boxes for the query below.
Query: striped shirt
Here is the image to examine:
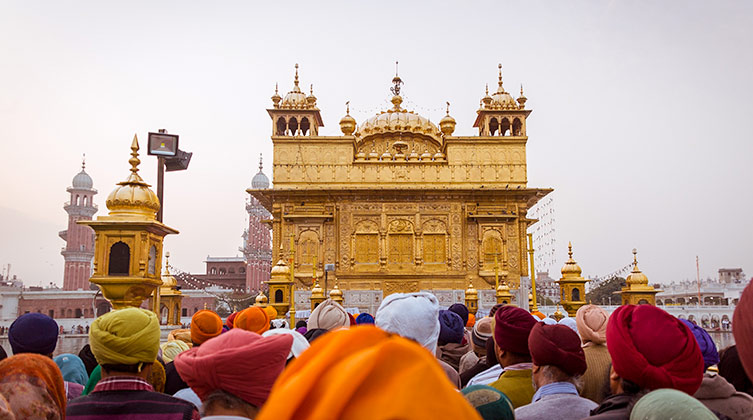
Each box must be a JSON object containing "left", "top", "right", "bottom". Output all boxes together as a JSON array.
[{"left": 66, "top": 376, "right": 200, "bottom": 420}]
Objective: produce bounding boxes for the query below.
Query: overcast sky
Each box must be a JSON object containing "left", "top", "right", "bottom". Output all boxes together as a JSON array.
[{"left": 1, "top": 1, "right": 751, "bottom": 287}]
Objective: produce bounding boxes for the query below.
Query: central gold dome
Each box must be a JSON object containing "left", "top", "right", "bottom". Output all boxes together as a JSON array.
[
  {"left": 106, "top": 135, "right": 160, "bottom": 219},
  {"left": 356, "top": 95, "right": 442, "bottom": 141}
]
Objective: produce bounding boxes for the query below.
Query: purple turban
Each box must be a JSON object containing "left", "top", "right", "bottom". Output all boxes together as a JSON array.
[
  {"left": 9, "top": 313, "right": 59, "bottom": 355},
  {"left": 681, "top": 319, "right": 720, "bottom": 370},
  {"left": 438, "top": 310, "right": 464, "bottom": 344}
]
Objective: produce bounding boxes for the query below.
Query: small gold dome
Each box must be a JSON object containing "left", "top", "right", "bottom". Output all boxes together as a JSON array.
[
  {"left": 465, "top": 279, "right": 478, "bottom": 297},
  {"left": 517, "top": 85, "right": 527, "bottom": 109},
  {"left": 255, "top": 291, "right": 268, "bottom": 305},
  {"left": 311, "top": 280, "right": 325, "bottom": 299},
  {"left": 340, "top": 102, "right": 356, "bottom": 135},
  {"left": 270, "top": 258, "right": 290, "bottom": 275},
  {"left": 306, "top": 84, "right": 317, "bottom": 105},
  {"left": 561, "top": 242, "right": 583, "bottom": 278},
  {"left": 480, "top": 65, "right": 521, "bottom": 111},
  {"left": 161, "top": 254, "right": 177, "bottom": 288},
  {"left": 280, "top": 64, "right": 314, "bottom": 110},
  {"left": 626, "top": 249, "right": 649, "bottom": 285},
  {"left": 271, "top": 83, "right": 281, "bottom": 107},
  {"left": 329, "top": 283, "right": 343, "bottom": 299},
  {"left": 106, "top": 135, "right": 160, "bottom": 219},
  {"left": 439, "top": 102, "right": 456, "bottom": 136}
]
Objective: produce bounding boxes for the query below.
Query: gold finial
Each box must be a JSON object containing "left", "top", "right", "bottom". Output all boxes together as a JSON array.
[
  {"left": 129, "top": 134, "right": 140, "bottom": 175},
  {"left": 275, "top": 83, "right": 278, "bottom": 95},
  {"left": 294, "top": 63, "right": 299, "bottom": 86},
  {"left": 520, "top": 84, "right": 524, "bottom": 96},
  {"left": 485, "top": 84, "right": 489, "bottom": 95},
  {"left": 82, "top": 153, "right": 86, "bottom": 170},
  {"left": 632, "top": 248, "right": 638, "bottom": 268},
  {"left": 498, "top": 63, "right": 503, "bottom": 89},
  {"left": 446, "top": 101, "right": 450, "bottom": 115},
  {"left": 391, "top": 61, "right": 403, "bottom": 96},
  {"left": 258, "top": 153, "right": 263, "bottom": 172},
  {"left": 310, "top": 84, "right": 313, "bottom": 95},
  {"left": 395, "top": 60, "right": 399, "bottom": 77},
  {"left": 346, "top": 101, "right": 350, "bottom": 114},
  {"left": 568, "top": 241, "right": 573, "bottom": 259}
]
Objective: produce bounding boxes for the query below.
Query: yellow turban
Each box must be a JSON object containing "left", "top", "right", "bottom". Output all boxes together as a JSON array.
[
  {"left": 90, "top": 307, "right": 161, "bottom": 366},
  {"left": 256, "top": 326, "right": 482, "bottom": 420},
  {"left": 160, "top": 340, "right": 190, "bottom": 364}
]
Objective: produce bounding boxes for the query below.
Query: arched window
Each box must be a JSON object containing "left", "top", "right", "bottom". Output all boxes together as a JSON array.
[
  {"left": 500, "top": 118, "right": 510, "bottom": 136},
  {"left": 108, "top": 241, "right": 130, "bottom": 276},
  {"left": 75, "top": 195, "right": 80, "bottom": 206},
  {"left": 274, "top": 289, "right": 283, "bottom": 303},
  {"left": 300, "top": 117, "right": 310, "bottom": 136},
  {"left": 219, "top": 268, "right": 226, "bottom": 275},
  {"left": 299, "top": 231, "right": 319, "bottom": 266},
  {"left": 66, "top": 308, "right": 73, "bottom": 317},
  {"left": 75, "top": 308, "right": 83, "bottom": 318},
  {"left": 482, "top": 230, "right": 503, "bottom": 267},
  {"left": 228, "top": 267, "right": 235, "bottom": 274},
  {"left": 355, "top": 234, "right": 379, "bottom": 264},
  {"left": 288, "top": 117, "right": 298, "bottom": 135},
  {"left": 239, "top": 267, "right": 245, "bottom": 273},
  {"left": 423, "top": 234, "right": 446, "bottom": 264},
  {"left": 638, "top": 299, "right": 649, "bottom": 305},
  {"left": 571, "top": 288, "right": 580, "bottom": 301},
  {"left": 489, "top": 118, "right": 499, "bottom": 136},
  {"left": 512, "top": 118, "right": 522, "bottom": 136},
  {"left": 210, "top": 267, "right": 217, "bottom": 275},
  {"left": 388, "top": 234, "right": 413, "bottom": 266},
  {"left": 147, "top": 245, "right": 157, "bottom": 275},
  {"left": 276, "top": 117, "right": 286, "bottom": 136}
]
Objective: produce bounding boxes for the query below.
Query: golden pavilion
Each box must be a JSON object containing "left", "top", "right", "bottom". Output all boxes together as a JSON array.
[{"left": 248, "top": 64, "right": 551, "bottom": 311}]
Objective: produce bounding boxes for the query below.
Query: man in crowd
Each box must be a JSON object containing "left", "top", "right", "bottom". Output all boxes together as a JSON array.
[
  {"left": 165, "top": 309, "right": 223, "bottom": 395},
  {"left": 8, "top": 312, "right": 59, "bottom": 357},
  {"left": 514, "top": 322, "right": 596, "bottom": 420},
  {"left": 489, "top": 306, "right": 538, "bottom": 408},
  {"left": 66, "top": 307, "right": 199, "bottom": 420}
]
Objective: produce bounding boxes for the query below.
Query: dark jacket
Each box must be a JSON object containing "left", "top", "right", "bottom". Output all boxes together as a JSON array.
[{"left": 586, "top": 393, "right": 635, "bottom": 419}]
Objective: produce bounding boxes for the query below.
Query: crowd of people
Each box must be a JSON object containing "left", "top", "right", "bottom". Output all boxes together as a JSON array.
[{"left": 1, "top": 281, "right": 753, "bottom": 419}]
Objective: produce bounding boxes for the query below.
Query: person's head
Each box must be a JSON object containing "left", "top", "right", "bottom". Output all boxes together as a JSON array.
[
  {"left": 448, "top": 303, "right": 469, "bottom": 326},
  {"left": 254, "top": 326, "right": 482, "bottom": 420},
  {"left": 303, "top": 328, "right": 328, "bottom": 343},
  {"left": 89, "top": 307, "right": 161, "bottom": 379},
  {"left": 438, "top": 309, "right": 465, "bottom": 346},
  {"left": 202, "top": 390, "right": 259, "bottom": 419},
  {"left": 375, "top": 292, "right": 440, "bottom": 352},
  {"left": 307, "top": 299, "right": 349, "bottom": 331},
  {"left": 528, "top": 323, "right": 587, "bottom": 389},
  {"left": 295, "top": 320, "right": 307, "bottom": 329},
  {"left": 461, "top": 385, "right": 514, "bottom": 420},
  {"left": 629, "top": 388, "right": 717, "bottom": 420},
  {"left": 190, "top": 309, "right": 223, "bottom": 346},
  {"left": 53, "top": 353, "right": 88, "bottom": 386},
  {"left": 174, "top": 328, "right": 293, "bottom": 417},
  {"left": 607, "top": 305, "right": 704, "bottom": 395},
  {"left": 8, "top": 313, "right": 59, "bottom": 356},
  {"left": 493, "top": 306, "right": 537, "bottom": 367},
  {"left": 167, "top": 328, "right": 192, "bottom": 346},
  {"left": 718, "top": 345, "right": 753, "bottom": 396},
  {"left": 355, "top": 313, "right": 375, "bottom": 325},
  {"left": 0, "top": 353, "right": 66, "bottom": 419},
  {"left": 472, "top": 317, "right": 494, "bottom": 357},
  {"left": 264, "top": 306, "right": 278, "bottom": 322},
  {"left": 234, "top": 306, "right": 271, "bottom": 334},
  {"left": 160, "top": 340, "right": 190, "bottom": 364},
  {"left": 77, "top": 344, "right": 98, "bottom": 376},
  {"left": 575, "top": 304, "right": 608, "bottom": 345},
  {"left": 262, "top": 328, "right": 310, "bottom": 363},
  {"left": 680, "top": 319, "right": 719, "bottom": 370},
  {"left": 225, "top": 311, "right": 239, "bottom": 329}
]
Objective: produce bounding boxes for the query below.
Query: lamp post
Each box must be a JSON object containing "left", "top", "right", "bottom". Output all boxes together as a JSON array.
[
  {"left": 324, "top": 263, "right": 335, "bottom": 296},
  {"left": 147, "top": 129, "right": 193, "bottom": 222}
]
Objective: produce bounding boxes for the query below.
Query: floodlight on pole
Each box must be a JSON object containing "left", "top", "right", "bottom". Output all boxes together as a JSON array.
[{"left": 147, "top": 129, "right": 192, "bottom": 222}]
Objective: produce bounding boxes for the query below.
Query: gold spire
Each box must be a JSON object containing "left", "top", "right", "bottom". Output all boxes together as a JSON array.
[
  {"left": 340, "top": 100, "right": 356, "bottom": 135},
  {"left": 561, "top": 242, "right": 583, "bottom": 278},
  {"left": 105, "top": 134, "right": 161, "bottom": 219},
  {"left": 439, "top": 101, "right": 456, "bottom": 136},
  {"left": 293, "top": 63, "right": 300, "bottom": 89},
  {"left": 626, "top": 248, "right": 649, "bottom": 285},
  {"left": 517, "top": 84, "right": 528, "bottom": 109},
  {"left": 497, "top": 63, "right": 505, "bottom": 92}
]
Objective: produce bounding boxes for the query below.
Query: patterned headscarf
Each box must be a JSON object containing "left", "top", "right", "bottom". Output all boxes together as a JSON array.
[{"left": 0, "top": 353, "right": 66, "bottom": 420}]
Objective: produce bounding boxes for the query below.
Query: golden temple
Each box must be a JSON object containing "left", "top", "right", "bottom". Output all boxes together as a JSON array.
[{"left": 248, "top": 64, "right": 551, "bottom": 309}]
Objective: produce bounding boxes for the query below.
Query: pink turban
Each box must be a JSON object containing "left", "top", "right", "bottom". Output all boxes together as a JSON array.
[
  {"left": 733, "top": 281, "right": 753, "bottom": 380},
  {"left": 575, "top": 304, "right": 608, "bottom": 345},
  {"left": 174, "top": 328, "right": 293, "bottom": 407}
]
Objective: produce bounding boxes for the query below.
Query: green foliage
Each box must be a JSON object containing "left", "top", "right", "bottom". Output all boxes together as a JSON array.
[{"left": 586, "top": 276, "right": 626, "bottom": 305}]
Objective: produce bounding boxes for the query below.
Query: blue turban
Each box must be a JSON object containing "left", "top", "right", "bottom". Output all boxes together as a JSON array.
[
  {"left": 54, "top": 353, "right": 88, "bottom": 385},
  {"left": 449, "top": 303, "right": 470, "bottom": 326},
  {"left": 681, "top": 319, "right": 720, "bottom": 369},
  {"left": 356, "top": 313, "right": 375, "bottom": 324},
  {"left": 438, "top": 310, "right": 464, "bottom": 344},
  {"left": 9, "top": 313, "right": 58, "bottom": 355}
]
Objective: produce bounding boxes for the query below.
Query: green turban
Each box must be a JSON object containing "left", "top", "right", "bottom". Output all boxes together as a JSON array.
[{"left": 90, "top": 307, "right": 160, "bottom": 366}]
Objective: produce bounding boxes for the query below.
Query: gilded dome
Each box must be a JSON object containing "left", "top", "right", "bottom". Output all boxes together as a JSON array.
[
  {"left": 340, "top": 102, "right": 356, "bottom": 135},
  {"left": 279, "top": 64, "right": 317, "bottom": 110},
  {"left": 626, "top": 249, "right": 649, "bottom": 286},
  {"left": 255, "top": 291, "right": 268, "bottom": 305},
  {"left": 270, "top": 258, "right": 290, "bottom": 275},
  {"left": 329, "top": 283, "right": 343, "bottom": 299},
  {"left": 465, "top": 279, "right": 478, "bottom": 297},
  {"left": 561, "top": 242, "right": 583, "bottom": 278},
  {"left": 356, "top": 95, "right": 442, "bottom": 141},
  {"left": 311, "top": 280, "right": 325, "bottom": 299},
  {"left": 480, "top": 65, "right": 524, "bottom": 111},
  {"left": 439, "top": 102, "right": 456, "bottom": 136},
  {"left": 106, "top": 135, "right": 160, "bottom": 219}
]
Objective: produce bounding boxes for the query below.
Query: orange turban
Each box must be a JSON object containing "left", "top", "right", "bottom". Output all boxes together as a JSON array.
[
  {"left": 264, "top": 306, "right": 278, "bottom": 321},
  {"left": 235, "top": 307, "right": 270, "bottom": 334},
  {"left": 256, "top": 326, "right": 482, "bottom": 420},
  {"left": 191, "top": 310, "right": 223, "bottom": 345},
  {"left": 466, "top": 313, "right": 476, "bottom": 328},
  {"left": 168, "top": 328, "right": 193, "bottom": 346},
  {"left": 0, "top": 353, "right": 66, "bottom": 419}
]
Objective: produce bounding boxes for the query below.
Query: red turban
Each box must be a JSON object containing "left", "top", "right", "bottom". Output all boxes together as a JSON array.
[
  {"left": 174, "top": 328, "right": 293, "bottom": 407},
  {"left": 733, "top": 281, "right": 753, "bottom": 380},
  {"left": 226, "top": 312, "right": 239, "bottom": 329},
  {"left": 607, "top": 305, "right": 703, "bottom": 395},
  {"left": 493, "top": 306, "right": 538, "bottom": 355},
  {"left": 235, "top": 307, "right": 271, "bottom": 334},
  {"left": 191, "top": 310, "right": 223, "bottom": 345},
  {"left": 528, "top": 323, "right": 587, "bottom": 377},
  {"left": 348, "top": 313, "right": 356, "bottom": 326}
]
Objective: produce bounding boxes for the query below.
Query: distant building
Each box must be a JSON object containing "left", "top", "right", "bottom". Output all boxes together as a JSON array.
[
  {"left": 535, "top": 271, "right": 560, "bottom": 303},
  {"left": 242, "top": 156, "right": 272, "bottom": 292},
  {"left": 181, "top": 257, "right": 248, "bottom": 292},
  {"left": 719, "top": 268, "right": 745, "bottom": 284},
  {"left": 60, "top": 160, "right": 97, "bottom": 291}
]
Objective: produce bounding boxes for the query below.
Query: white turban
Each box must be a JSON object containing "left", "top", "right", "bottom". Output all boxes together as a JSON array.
[
  {"left": 262, "top": 328, "right": 310, "bottom": 360},
  {"left": 375, "top": 292, "right": 440, "bottom": 353},
  {"left": 558, "top": 317, "right": 580, "bottom": 336}
]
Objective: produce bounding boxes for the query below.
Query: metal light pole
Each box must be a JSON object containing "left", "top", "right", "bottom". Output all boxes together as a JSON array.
[{"left": 147, "top": 130, "right": 192, "bottom": 222}]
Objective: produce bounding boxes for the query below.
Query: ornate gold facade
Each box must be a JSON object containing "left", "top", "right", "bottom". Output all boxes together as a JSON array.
[{"left": 249, "top": 64, "right": 551, "bottom": 301}]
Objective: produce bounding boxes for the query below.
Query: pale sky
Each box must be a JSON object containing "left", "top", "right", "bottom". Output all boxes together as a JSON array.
[{"left": 1, "top": 1, "right": 751, "bottom": 287}]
